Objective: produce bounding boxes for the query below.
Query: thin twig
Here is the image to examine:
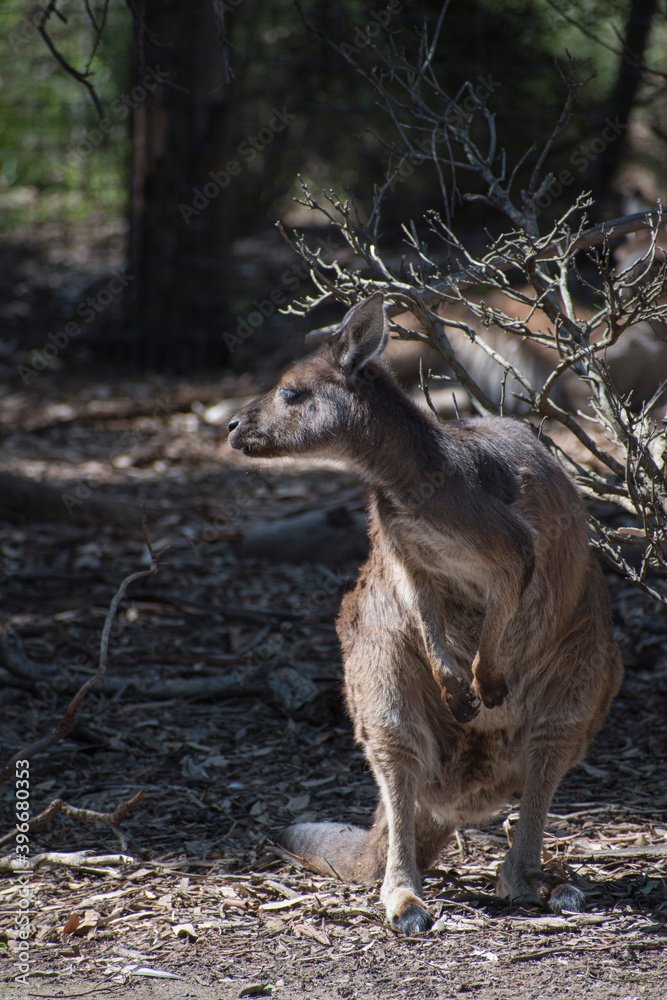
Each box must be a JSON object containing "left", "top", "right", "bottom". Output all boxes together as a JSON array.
[
  {"left": 0, "top": 789, "right": 146, "bottom": 851},
  {"left": 542, "top": 0, "right": 667, "bottom": 82},
  {"left": 418, "top": 358, "right": 439, "bottom": 418},
  {"left": 38, "top": 1, "right": 105, "bottom": 118}
]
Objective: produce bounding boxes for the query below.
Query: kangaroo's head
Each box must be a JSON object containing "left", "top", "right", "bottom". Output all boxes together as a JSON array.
[{"left": 227, "top": 292, "right": 391, "bottom": 459}]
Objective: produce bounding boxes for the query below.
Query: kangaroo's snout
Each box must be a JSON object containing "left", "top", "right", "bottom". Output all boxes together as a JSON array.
[
  {"left": 227, "top": 399, "right": 272, "bottom": 456},
  {"left": 227, "top": 415, "right": 244, "bottom": 450},
  {"left": 228, "top": 404, "right": 255, "bottom": 450}
]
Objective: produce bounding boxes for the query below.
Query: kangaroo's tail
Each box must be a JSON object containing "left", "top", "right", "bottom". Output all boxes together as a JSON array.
[
  {"left": 275, "top": 821, "right": 384, "bottom": 884},
  {"left": 275, "top": 802, "right": 451, "bottom": 885}
]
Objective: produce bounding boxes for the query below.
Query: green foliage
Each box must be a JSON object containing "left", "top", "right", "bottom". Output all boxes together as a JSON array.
[
  {"left": 0, "top": 1, "right": 131, "bottom": 232},
  {"left": 1, "top": 0, "right": 664, "bottom": 239}
]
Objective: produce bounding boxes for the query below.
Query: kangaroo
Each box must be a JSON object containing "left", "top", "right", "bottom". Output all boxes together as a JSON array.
[{"left": 228, "top": 292, "right": 623, "bottom": 935}]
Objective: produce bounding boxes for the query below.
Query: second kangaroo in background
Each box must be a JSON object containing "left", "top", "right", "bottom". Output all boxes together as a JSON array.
[{"left": 228, "top": 292, "right": 623, "bottom": 935}]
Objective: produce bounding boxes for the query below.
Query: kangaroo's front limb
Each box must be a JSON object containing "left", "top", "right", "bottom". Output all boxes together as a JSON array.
[
  {"left": 497, "top": 734, "right": 585, "bottom": 913},
  {"left": 416, "top": 587, "right": 480, "bottom": 723},
  {"left": 471, "top": 580, "right": 519, "bottom": 708},
  {"left": 472, "top": 521, "right": 535, "bottom": 708}
]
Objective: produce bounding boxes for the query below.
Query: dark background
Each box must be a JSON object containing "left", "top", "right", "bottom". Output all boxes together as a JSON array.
[{"left": 1, "top": 0, "right": 666, "bottom": 373}]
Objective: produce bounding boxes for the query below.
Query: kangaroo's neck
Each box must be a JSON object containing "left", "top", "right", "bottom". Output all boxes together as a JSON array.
[{"left": 341, "top": 371, "right": 453, "bottom": 502}]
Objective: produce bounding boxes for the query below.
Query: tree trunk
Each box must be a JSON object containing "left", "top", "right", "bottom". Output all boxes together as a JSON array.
[
  {"left": 126, "top": 1, "right": 232, "bottom": 368},
  {"left": 585, "top": 0, "right": 658, "bottom": 213}
]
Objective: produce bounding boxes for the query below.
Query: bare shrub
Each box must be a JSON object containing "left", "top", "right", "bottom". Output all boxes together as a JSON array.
[{"left": 280, "top": 6, "right": 667, "bottom": 603}]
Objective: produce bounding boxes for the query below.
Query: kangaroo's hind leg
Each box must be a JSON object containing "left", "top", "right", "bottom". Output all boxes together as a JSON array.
[
  {"left": 498, "top": 590, "right": 623, "bottom": 912},
  {"left": 358, "top": 743, "right": 453, "bottom": 935},
  {"left": 496, "top": 728, "right": 588, "bottom": 913}
]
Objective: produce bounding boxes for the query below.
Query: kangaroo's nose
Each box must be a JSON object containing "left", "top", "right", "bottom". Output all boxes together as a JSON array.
[{"left": 228, "top": 418, "right": 240, "bottom": 434}]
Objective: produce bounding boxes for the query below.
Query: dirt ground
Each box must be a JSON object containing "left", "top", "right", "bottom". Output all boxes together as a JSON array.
[{"left": 0, "top": 226, "right": 666, "bottom": 1000}]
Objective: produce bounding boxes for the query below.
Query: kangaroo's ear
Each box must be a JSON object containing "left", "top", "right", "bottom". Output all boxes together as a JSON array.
[{"left": 334, "top": 292, "right": 388, "bottom": 376}]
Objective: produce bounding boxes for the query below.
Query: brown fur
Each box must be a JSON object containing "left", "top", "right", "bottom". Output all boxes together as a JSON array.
[{"left": 228, "top": 293, "right": 623, "bottom": 934}]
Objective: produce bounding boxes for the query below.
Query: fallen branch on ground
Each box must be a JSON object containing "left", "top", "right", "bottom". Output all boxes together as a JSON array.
[
  {"left": 0, "top": 789, "right": 146, "bottom": 853},
  {"left": 0, "top": 851, "right": 135, "bottom": 874},
  {"left": 0, "top": 648, "right": 319, "bottom": 708},
  {"left": 0, "top": 471, "right": 130, "bottom": 526}
]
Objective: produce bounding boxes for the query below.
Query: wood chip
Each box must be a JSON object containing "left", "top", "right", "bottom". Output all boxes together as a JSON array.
[
  {"left": 260, "top": 894, "right": 317, "bottom": 911},
  {"left": 62, "top": 913, "right": 80, "bottom": 935},
  {"left": 173, "top": 922, "right": 198, "bottom": 941}
]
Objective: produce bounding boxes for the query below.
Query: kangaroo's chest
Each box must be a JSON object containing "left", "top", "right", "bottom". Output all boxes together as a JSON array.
[{"left": 385, "top": 517, "right": 489, "bottom": 605}]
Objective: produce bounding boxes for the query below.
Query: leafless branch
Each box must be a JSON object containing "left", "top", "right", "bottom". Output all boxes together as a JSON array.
[
  {"left": 83, "top": 0, "right": 110, "bottom": 75},
  {"left": 283, "top": 3, "right": 667, "bottom": 604},
  {"left": 212, "top": 0, "right": 235, "bottom": 85},
  {"left": 0, "top": 790, "right": 146, "bottom": 853},
  {"left": 38, "top": 1, "right": 105, "bottom": 118},
  {"left": 301, "top": 207, "right": 667, "bottom": 343},
  {"left": 543, "top": 0, "right": 667, "bottom": 83}
]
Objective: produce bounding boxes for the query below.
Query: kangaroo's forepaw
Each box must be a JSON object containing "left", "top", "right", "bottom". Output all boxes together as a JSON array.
[
  {"left": 472, "top": 660, "right": 508, "bottom": 708},
  {"left": 442, "top": 680, "right": 480, "bottom": 723}
]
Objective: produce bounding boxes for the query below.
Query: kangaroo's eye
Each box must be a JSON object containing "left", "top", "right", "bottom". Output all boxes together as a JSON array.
[{"left": 279, "top": 387, "right": 304, "bottom": 402}]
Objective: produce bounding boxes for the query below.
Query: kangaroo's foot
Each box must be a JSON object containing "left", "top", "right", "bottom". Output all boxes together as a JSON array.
[
  {"left": 381, "top": 883, "right": 433, "bottom": 935},
  {"left": 441, "top": 677, "right": 480, "bottom": 723},
  {"left": 546, "top": 882, "right": 586, "bottom": 913},
  {"left": 497, "top": 863, "right": 585, "bottom": 914},
  {"left": 472, "top": 654, "right": 508, "bottom": 708},
  {"left": 277, "top": 807, "right": 451, "bottom": 934}
]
